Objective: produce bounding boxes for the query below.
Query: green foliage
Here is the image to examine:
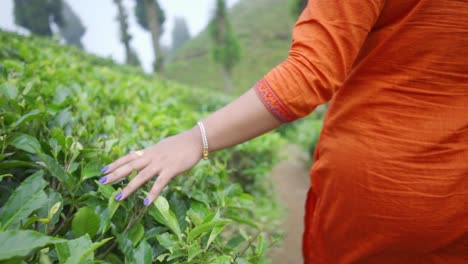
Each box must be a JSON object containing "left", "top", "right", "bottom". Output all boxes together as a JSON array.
[
  {"left": 135, "top": 0, "right": 166, "bottom": 31},
  {"left": 71, "top": 207, "right": 100, "bottom": 238},
  {"left": 209, "top": 0, "right": 241, "bottom": 74},
  {"left": 114, "top": 0, "right": 141, "bottom": 67},
  {"left": 13, "top": 0, "right": 64, "bottom": 36},
  {"left": 58, "top": 2, "right": 86, "bottom": 49},
  {"left": 135, "top": 0, "right": 166, "bottom": 72},
  {"left": 165, "top": 0, "right": 293, "bottom": 95},
  {"left": 0, "top": 31, "right": 283, "bottom": 263},
  {"left": 0, "top": 230, "right": 65, "bottom": 260},
  {"left": 0, "top": 171, "right": 47, "bottom": 231},
  {"left": 115, "top": 0, "right": 131, "bottom": 44},
  {"left": 171, "top": 17, "right": 191, "bottom": 51},
  {"left": 276, "top": 112, "right": 324, "bottom": 159}
]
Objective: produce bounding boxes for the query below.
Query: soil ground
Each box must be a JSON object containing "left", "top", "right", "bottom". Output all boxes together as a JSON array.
[{"left": 269, "top": 145, "right": 311, "bottom": 264}]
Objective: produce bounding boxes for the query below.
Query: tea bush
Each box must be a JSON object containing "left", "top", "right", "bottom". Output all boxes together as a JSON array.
[{"left": 0, "top": 31, "right": 283, "bottom": 263}]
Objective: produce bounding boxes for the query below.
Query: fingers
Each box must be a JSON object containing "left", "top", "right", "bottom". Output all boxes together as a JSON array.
[
  {"left": 143, "top": 170, "right": 175, "bottom": 206},
  {"left": 118, "top": 165, "right": 159, "bottom": 200},
  {"left": 98, "top": 144, "right": 180, "bottom": 204},
  {"left": 101, "top": 150, "right": 143, "bottom": 175},
  {"left": 100, "top": 156, "right": 150, "bottom": 184}
]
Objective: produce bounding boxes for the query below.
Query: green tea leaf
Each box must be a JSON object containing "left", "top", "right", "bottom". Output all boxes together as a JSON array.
[
  {"left": 0, "top": 153, "right": 14, "bottom": 162},
  {"left": 36, "top": 189, "right": 63, "bottom": 230},
  {"left": 190, "top": 190, "right": 210, "bottom": 206},
  {"left": 0, "top": 171, "right": 47, "bottom": 231},
  {"left": 81, "top": 162, "right": 101, "bottom": 180},
  {"left": 156, "top": 253, "right": 170, "bottom": 262},
  {"left": 0, "top": 83, "right": 18, "bottom": 99},
  {"left": 156, "top": 233, "right": 177, "bottom": 253},
  {"left": 9, "top": 133, "right": 42, "bottom": 154},
  {"left": 11, "top": 109, "right": 41, "bottom": 129},
  {"left": 38, "top": 153, "right": 71, "bottom": 188},
  {"left": 0, "top": 230, "right": 64, "bottom": 260},
  {"left": 0, "top": 160, "right": 38, "bottom": 170},
  {"left": 187, "top": 242, "right": 202, "bottom": 262},
  {"left": 0, "top": 174, "right": 12, "bottom": 182},
  {"left": 225, "top": 211, "right": 259, "bottom": 228},
  {"left": 226, "top": 235, "right": 246, "bottom": 249},
  {"left": 71, "top": 207, "right": 100, "bottom": 238},
  {"left": 127, "top": 222, "right": 144, "bottom": 247},
  {"left": 103, "top": 253, "right": 125, "bottom": 264},
  {"left": 115, "top": 231, "right": 134, "bottom": 258},
  {"left": 205, "top": 225, "right": 227, "bottom": 250},
  {"left": 53, "top": 107, "right": 72, "bottom": 128},
  {"left": 187, "top": 219, "right": 231, "bottom": 243},
  {"left": 48, "top": 202, "right": 61, "bottom": 220},
  {"left": 39, "top": 248, "right": 53, "bottom": 264},
  {"left": 187, "top": 201, "right": 209, "bottom": 226},
  {"left": 50, "top": 127, "right": 66, "bottom": 151},
  {"left": 255, "top": 233, "right": 266, "bottom": 256},
  {"left": 101, "top": 189, "right": 120, "bottom": 233},
  {"left": 53, "top": 85, "right": 72, "bottom": 105},
  {"left": 97, "top": 182, "right": 116, "bottom": 199},
  {"left": 209, "top": 255, "right": 233, "bottom": 264},
  {"left": 149, "top": 196, "right": 181, "bottom": 237},
  {"left": 56, "top": 234, "right": 112, "bottom": 264},
  {"left": 131, "top": 240, "right": 152, "bottom": 264},
  {"left": 169, "top": 192, "right": 188, "bottom": 232},
  {"left": 166, "top": 248, "right": 185, "bottom": 261},
  {"left": 72, "top": 237, "right": 112, "bottom": 264},
  {"left": 103, "top": 115, "right": 116, "bottom": 131}
]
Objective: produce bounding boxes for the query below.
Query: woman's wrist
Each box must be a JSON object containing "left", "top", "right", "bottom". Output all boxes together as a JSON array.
[{"left": 185, "top": 125, "right": 205, "bottom": 159}]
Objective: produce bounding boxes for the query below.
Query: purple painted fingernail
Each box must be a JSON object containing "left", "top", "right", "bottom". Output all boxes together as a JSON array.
[
  {"left": 101, "top": 166, "right": 109, "bottom": 173},
  {"left": 99, "top": 176, "right": 108, "bottom": 184},
  {"left": 115, "top": 192, "right": 123, "bottom": 201},
  {"left": 143, "top": 198, "right": 150, "bottom": 206}
]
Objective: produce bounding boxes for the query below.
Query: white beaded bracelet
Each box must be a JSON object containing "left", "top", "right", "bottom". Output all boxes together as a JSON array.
[{"left": 197, "top": 121, "right": 210, "bottom": 160}]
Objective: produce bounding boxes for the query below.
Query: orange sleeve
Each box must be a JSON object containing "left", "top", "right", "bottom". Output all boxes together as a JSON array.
[{"left": 255, "top": 0, "right": 385, "bottom": 122}]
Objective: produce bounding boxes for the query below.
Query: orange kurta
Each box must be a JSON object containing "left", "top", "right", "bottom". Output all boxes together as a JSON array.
[{"left": 254, "top": 0, "right": 468, "bottom": 263}]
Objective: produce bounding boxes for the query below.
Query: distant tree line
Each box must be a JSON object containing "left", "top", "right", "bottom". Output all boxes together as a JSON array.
[
  {"left": 114, "top": 0, "right": 140, "bottom": 67},
  {"left": 11, "top": 0, "right": 192, "bottom": 73},
  {"left": 210, "top": 0, "right": 240, "bottom": 94},
  {"left": 13, "top": 0, "right": 85, "bottom": 48},
  {"left": 11, "top": 0, "right": 303, "bottom": 93}
]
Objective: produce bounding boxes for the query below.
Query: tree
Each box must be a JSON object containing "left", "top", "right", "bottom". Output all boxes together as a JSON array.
[
  {"left": 171, "top": 17, "right": 191, "bottom": 51},
  {"left": 209, "top": 0, "right": 240, "bottom": 94},
  {"left": 14, "top": 0, "right": 64, "bottom": 36},
  {"left": 291, "top": 0, "right": 308, "bottom": 18},
  {"left": 135, "top": 0, "right": 165, "bottom": 72},
  {"left": 114, "top": 0, "right": 141, "bottom": 67},
  {"left": 58, "top": 2, "right": 86, "bottom": 49}
]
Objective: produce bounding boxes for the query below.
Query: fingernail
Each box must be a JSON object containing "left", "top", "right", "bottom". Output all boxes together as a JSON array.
[
  {"left": 143, "top": 198, "right": 150, "bottom": 206},
  {"left": 99, "top": 176, "right": 108, "bottom": 184},
  {"left": 101, "top": 166, "right": 109, "bottom": 173},
  {"left": 115, "top": 192, "right": 123, "bottom": 201}
]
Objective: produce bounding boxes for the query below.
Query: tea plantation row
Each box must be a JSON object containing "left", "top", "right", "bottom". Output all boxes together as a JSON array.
[{"left": 0, "top": 31, "right": 284, "bottom": 263}]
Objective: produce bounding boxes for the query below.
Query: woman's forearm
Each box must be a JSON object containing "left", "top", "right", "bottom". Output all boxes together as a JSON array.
[
  {"left": 189, "top": 87, "right": 283, "bottom": 153},
  {"left": 101, "top": 87, "right": 282, "bottom": 204}
]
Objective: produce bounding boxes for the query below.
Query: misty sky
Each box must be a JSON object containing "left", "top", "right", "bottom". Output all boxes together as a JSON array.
[{"left": 0, "top": 0, "right": 239, "bottom": 72}]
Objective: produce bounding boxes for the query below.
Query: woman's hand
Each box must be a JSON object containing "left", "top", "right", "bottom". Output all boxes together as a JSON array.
[
  {"left": 97, "top": 88, "right": 282, "bottom": 206},
  {"left": 98, "top": 127, "right": 203, "bottom": 206}
]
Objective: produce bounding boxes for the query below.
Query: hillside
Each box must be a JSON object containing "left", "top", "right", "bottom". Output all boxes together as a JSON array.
[
  {"left": 164, "top": 0, "right": 294, "bottom": 95},
  {"left": 0, "top": 31, "right": 283, "bottom": 263}
]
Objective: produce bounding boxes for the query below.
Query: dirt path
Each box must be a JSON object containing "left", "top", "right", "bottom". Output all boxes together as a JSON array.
[{"left": 270, "top": 145, "right": 310, "bottom": 264}]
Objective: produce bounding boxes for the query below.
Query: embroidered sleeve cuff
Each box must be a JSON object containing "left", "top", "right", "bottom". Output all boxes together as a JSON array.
[{"left": 254, "top": 79, "right": 298, "bottom": 123}]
